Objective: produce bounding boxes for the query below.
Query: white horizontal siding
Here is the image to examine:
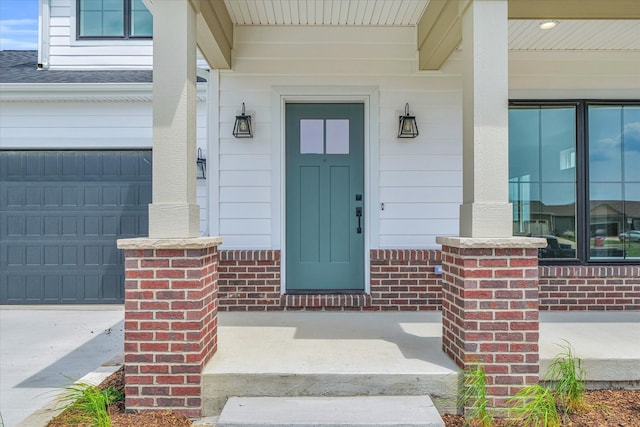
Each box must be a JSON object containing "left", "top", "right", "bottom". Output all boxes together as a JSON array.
[
  {"left": 220, "top": 171, "right": 272, "bottom": 187},
  {"left": 0, "top": 102, "right": 152, "bottom": 148},
  {"left": 1, "top": 93, "right": 210, "bottom": 236},
  {"left": 216, "top": 25, "right": 463, "bottom": 249},
  {"left": 220, "top": 203, "right": 272, "bottom": 219},
  {"left": 509, "top": 51, "right": 640, "bottom": 99},
  {"left": 45, "top": 0, "right": 153, "bottom": 69}
]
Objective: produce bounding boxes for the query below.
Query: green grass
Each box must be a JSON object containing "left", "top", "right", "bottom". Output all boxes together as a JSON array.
[
  {"left": 458, "top": 364, "right": 493, "bottom": 427},
  {"left": 57, "top": 381, "right": 124, "bottom": 427},
  {"left": 506, "top": 384, "right": 560, "bottom": 427},
  {"left": 547, "top": 341, "right": 586, "bottom": 415}
]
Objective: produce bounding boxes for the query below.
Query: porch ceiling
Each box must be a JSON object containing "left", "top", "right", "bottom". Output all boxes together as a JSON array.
[
  {"left": 223, "top": 0, "right": 429, "bottom": 26},
  {"left": 206, "top": 1, "right": 639, "bottom": 70}
]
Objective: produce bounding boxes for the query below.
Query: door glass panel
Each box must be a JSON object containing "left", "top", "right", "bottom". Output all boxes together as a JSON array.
[
  {"left": 326, "top": 120, "right": 349, "bottom": 154},
  {"left": 300, "top": 120, "right": 324, "bottom": 154}
]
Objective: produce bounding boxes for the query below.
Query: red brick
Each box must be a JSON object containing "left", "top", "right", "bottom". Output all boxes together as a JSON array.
[
  {"left": 140, "top": 342, "right": 169, "bottom": 352},
  {"left": 141, "top": 386, "right": 170, "bottom": 395},
  {"left": 156, "top": 376, "right": 186, "bottom": 384},
  {"left": 172, "top": 386, "right": 201, "bottom": 396},
  {"left": 157, "top": 269, "right": 186, "bottom": 279}
]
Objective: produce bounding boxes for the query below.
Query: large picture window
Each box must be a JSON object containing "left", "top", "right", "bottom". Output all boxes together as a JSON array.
[
  {"left": 78, "top": 0, "right": 152, "bottom": 39},
  {"left": 509, "top": 101, "right": 640, "bottom": 262}
]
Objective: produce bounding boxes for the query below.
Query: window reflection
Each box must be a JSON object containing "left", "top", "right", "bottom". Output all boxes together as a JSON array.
[
  {"left": 509, "top": 106, "right": 577, "bottom": 259},
  {"left": 589, "top": 105, "right": 640, "bottom": 259}
]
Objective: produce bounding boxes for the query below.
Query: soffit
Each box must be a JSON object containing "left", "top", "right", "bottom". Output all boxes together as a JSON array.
[
  {"left": 223, "top": 0, "right": 429, "bottom": 26},
  {"left": 509, "top": 20, "right": 640, "bottom": 51},
  {"left": 222, "top": 1, "right": 638, "bottom": 51}
]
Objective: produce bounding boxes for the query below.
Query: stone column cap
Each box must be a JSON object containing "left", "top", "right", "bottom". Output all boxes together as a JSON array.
[
  {"left": 117, "top": 237, "right": 223, "bottom": 250},
  {"left": 436, "top": 236, "right": 547, "bottom": 249}
]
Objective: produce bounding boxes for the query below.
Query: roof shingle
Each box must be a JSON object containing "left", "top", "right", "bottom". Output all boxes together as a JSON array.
[{"left": 0, "top": 50, "right": 156, "bottom": 84}]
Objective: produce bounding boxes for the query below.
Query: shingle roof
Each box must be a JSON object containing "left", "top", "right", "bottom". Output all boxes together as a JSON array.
[
  {"left": 0, "top": 50, "right": 153, "bottom": 83},
  {"left": 0, "top": 50, "right": 206, "bottom": 84}
]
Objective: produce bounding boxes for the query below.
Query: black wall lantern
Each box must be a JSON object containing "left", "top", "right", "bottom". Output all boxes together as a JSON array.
[
  {"left": 398, "top": 103, "right": 419, "bottom": 138},
  {"left": 196, "top": 148, "right": 206, "bottom": 179},
  {"left": 232, "top": 103, "right": 253, "bottom": 138}
]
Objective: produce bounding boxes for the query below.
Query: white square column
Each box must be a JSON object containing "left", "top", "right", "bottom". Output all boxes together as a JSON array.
[
  {"left": 459, "top": 0, "right": 512, "bottom": 238},
  {"left": 148, "top": 0, "right": 200, "bottom": 238}
]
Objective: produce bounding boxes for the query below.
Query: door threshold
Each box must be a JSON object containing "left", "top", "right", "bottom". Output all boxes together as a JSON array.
[
  {"left": 281, "top": 293, "right": 371, "bottom": 310},
  {"left": 286, "top": 290, "right": 365, "bottom": 295}
]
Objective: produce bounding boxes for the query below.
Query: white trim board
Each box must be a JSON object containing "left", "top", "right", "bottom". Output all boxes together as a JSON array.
[{"left": 271, "top": 85, "right": 380, "bottom": 295}]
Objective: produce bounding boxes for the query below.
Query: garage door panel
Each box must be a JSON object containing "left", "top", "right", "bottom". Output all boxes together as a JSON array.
[
  {"left": 7, "top": 246, "right": 23, "bottom": 266},
  {"left": 26, "top": 246, "right": 41, "bottom": 265},
  {"left": 140, "top": 183, "right": 152, "bottom": 204},
  {"left": 7, "top": 215, "right": 24, "bottom": 236},
  {"left": 0, "top": 150, "right": 151, "bottom": 304},
  {"left": 44, "top": 186, "right": 62, "bottom": 205},
  {"left": 44, "top": 216, "right": 60, "bottom": 235},
  {"left": 7, "top": 186, "right": 25, "bottom": 206},
  {"left": 62, "top": 216, "right": 78, "bottom": 235},
  {"left": 44, "top": 276, "right": 61, "bottom": 300},
  {"left": 61, "top": 277, "right": 79, "bottom": 301},
  {"left": 102, "top": 274, "right": 122, "bottom": 300},
  {"left": 6, "top": 276, "right": 26, "bottom": 301},
  {"left": 62, "top": 246, "right": 78, "bottom": 266},
  {"left": 25, "top": 216, "right": 41, "bottom": 235},
  {"left": 25, "top": 187, "right": 42, "bottom": 205}
]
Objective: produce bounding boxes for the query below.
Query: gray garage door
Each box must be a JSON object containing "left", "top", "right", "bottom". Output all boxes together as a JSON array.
[{"left": 0, "top": 151, "right": 151, "bottom": 304}]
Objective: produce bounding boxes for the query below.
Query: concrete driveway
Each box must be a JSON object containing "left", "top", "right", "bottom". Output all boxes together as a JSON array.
[{"left": 0, "top": 306, "right": 124, "bottom": 427}]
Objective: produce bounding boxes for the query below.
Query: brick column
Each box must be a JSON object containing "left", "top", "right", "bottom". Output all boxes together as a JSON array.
[
  {"left": 436, "top": 237, "right": 546, "bottom": 408},
  {"left": 117, "top": 237, "right": 222, "bottom": 418}
]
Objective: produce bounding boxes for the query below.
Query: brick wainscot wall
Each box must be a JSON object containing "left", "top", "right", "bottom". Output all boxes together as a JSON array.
[
  {"left": 217, "top": 249, "right": 639, "bottom": 311},
  {"left": 218, "top": 249, "right": 443, "bottom": 311}
]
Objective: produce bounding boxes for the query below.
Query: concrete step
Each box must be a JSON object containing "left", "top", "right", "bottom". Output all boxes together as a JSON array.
[
  {"left": 202, "top": 371, "right": 458, "bottom": 416},
  {"left": 202, "top": 312, "right": 460, "bottom": 416},
  {"left": 216, "top": 395, "right": 445, "bottom": 427}
]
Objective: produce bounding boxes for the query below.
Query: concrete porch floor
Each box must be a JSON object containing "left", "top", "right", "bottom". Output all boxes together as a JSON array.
[{"left": 203, "top": 311, "right": 640, "bottom": 417}]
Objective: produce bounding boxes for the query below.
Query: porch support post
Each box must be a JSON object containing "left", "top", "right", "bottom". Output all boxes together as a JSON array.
[
  {"left": 436, "top": 237, "right": 546, "bottom": 409},
  {"left": 149, "top": 0, "right": 199, "bottom": 238},
  {"left": 459, "top": 0, "right": 511, "bottom": 238},
  {"left": 437, "top": 2, "right": 550, "bottom": 411},
  {"left": 118, "top": 237, "right": 222, "bottom": 417}
]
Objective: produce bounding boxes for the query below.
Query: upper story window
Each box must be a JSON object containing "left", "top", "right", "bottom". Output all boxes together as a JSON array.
[
  {"left": 78, "top": 0, "right": 152, "bottom": 39},
  {"left": 509, "top": 100, "right": 640, "bottom": 263}
]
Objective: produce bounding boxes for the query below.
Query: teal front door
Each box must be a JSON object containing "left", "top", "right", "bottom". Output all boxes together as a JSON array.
[{"left": 286, "top": 103, "right": 365, "bottom": 292}]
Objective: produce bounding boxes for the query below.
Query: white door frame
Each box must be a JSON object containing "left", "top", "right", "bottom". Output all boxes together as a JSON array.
[{"left": 271, "top": 86, "right": 380, "bottom": 294}]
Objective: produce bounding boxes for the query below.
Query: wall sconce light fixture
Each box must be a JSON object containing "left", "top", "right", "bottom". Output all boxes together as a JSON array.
[
  {"left": 233, "top": 102, "right": 253, "bottom": 138},
  {"left": 196, "top": 148, "right": 206, "bottom": 179},
  {"left": 398, "top": 103, "right": 419, "bottom": 138}
]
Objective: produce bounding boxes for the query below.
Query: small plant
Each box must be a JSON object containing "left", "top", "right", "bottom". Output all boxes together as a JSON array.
[
  {"left": 547, "top": 340, "right": 586, "bottom": 414},
  {"left": 458, "top": 364, "right": 493, "bottom": 426},
  {"left": 506, "top": 384, "right": 560, "bottom": 427},
  {"left": 56, "top": 381, "right": 123, "bottom": 427}
]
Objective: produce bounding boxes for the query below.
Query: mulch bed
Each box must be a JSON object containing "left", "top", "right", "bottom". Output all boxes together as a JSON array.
[
  {"left": 443, "top": 389, "right": 640, "bottom": 426},
  {"left": 48, "top": 367, "right": 640, "bottom": 426}
]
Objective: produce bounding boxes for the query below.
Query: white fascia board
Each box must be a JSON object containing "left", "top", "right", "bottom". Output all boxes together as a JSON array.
[
  {"left": 0, "top": 82, "right": 208, "bottom": 102},
  {"left": 0, "top": 83, "right": 153, "bottom": 102}
]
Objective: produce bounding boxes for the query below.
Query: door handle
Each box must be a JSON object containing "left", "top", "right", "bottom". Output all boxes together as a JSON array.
[{"left": 355, "top": 207, "right": 362, "bottom": 234}]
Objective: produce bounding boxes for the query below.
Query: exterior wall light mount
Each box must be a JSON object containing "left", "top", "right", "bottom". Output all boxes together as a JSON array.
[
  {"left": 196, "top": 148, "right": 206, "bottom": 179},
  {"left": 233, "top": 102, "right": 253, "bottom": 138},
  {"left": 398, "top": 103, "right": 419, "bottom": 138}
]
